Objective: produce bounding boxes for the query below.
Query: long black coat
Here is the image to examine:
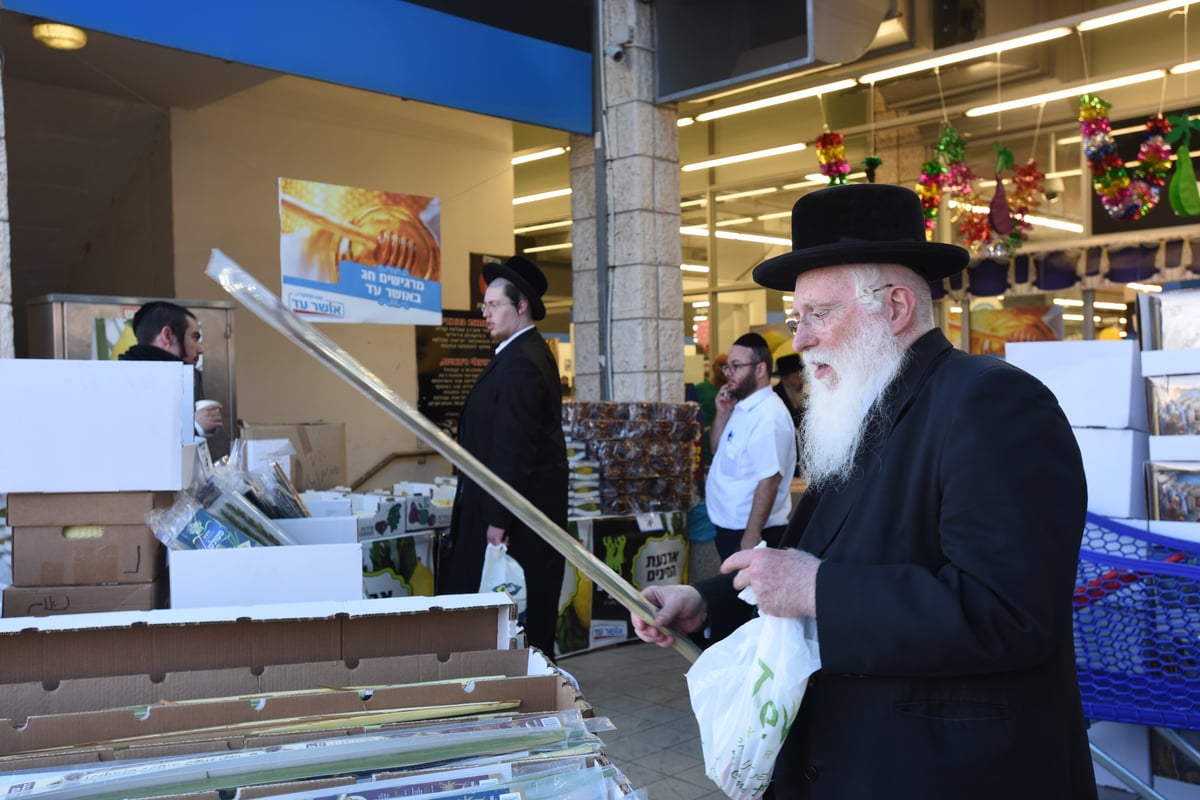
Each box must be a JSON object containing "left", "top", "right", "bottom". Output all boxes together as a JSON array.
[
  {"left": 443, "top": 328, "right": 567, "bottom": 657},
  {"left": 698, "top": 329, "right": 1096, "bottom": 800}
]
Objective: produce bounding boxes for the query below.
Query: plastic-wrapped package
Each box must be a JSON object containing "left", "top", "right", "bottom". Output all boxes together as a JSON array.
[{"left": 146, "top": 493, "right": 261, "bottom": 550}]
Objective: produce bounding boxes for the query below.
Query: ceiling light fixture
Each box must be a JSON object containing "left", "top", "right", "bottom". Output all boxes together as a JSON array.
[
  {"left": 512, "top": 187, "right": 572, "bottom": 205},
  {"left": 715, "top": 187, "right": 779, "bottom": 202},
  {"left": 692, "top": 300, "right": 711, "bottom": 308},
  {"left": 715, "top": 216, "right": 757, "bottom": 227},
  {"left": 677, "top": 117, "right": 696, "bottom": 127},
  {"left": 523, "top": 242, "right": 573, "bottom": 253},
  {"left": 514, "top": 220, "right": 572, "bottom": 235},
  {"left": 511, "top": 146, "right": 568, "bottom": 166},
  {"left": 757, "top": 211, "right": 793, "bottom": 221},
  {"left": 680, "top": 263, "right": 710, "bottom": 273},
  {"left": 32, "top": 20, "right": 87, "bottom": 50},
  {"left": 682, "top": 143, "right": 807, "bottom": 172},
  {"left": 680, "top": 198, "right": 708, "bottom": 208},
  {"left": 1053, "top": 298, "right": 1130, "bottom": 310},
  {"left": 948, "top": 200, "right": 1085, "bottom": 232},
  {"left": 680, "top": 225, "right": 792, "bottom": 246},
  {"left": 1077, "top": 0, "right": 1198, "bottom": 31},
  {"left": 964, "top": 69, "right": 1167, "bottom": 117},
  {"left": 1127, "top": 282, "right": 1163, "bottom": 292},
  {"left": 1170, "top": 59, "right": 1200, "bottom": 75},
  {"left": 693, "top": 79, "right": 858, "bottom": 122},
  {"left": 859, "top": 27, "right": 1072, "bottom": 84}
]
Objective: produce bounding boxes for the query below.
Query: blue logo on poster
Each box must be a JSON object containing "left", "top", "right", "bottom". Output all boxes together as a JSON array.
[{"left": 288, "top": 292, "right": 346, "bottom": 318}]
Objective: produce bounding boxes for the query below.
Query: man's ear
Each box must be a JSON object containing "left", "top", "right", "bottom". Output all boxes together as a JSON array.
[
  {"left": 886, "top": 285, "right": 917, "bottom": 334},
  {"left": 155, "top": 325, "right": 175, "bottom": 348}
]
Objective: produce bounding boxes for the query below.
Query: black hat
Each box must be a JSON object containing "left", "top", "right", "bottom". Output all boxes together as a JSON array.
[
  {"left": 482, "top": 255, "right": 548, "bottom": 320},
  {"left": 775, "top": 353, "right": 802, "bottom": 377},
  {"left": 752, "top": 184, "right": 970, "bottom": 291}
]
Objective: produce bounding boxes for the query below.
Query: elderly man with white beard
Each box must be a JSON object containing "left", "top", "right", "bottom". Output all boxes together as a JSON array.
[{"left": 634, "top": 183, "right": 1096, "bottom": 800}]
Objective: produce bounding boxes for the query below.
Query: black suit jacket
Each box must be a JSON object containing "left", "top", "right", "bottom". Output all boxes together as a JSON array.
[
  {"left": 443, "top": 328, "right": 567, "bottom": 654},
  {"left": 698, "top": 329, "right": 1096, "bottom": 799}
]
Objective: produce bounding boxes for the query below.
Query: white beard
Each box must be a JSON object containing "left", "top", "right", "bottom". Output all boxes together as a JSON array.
[{"left": 799, "top": 313, "right": 910, "bottom": 490}]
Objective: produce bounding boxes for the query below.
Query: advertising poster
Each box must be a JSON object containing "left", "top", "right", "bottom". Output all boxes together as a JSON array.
[
  {"left": 414, "top": 309, "right": 494, "bottom": 439},
  {"left": 279, "top": 178, "right": 442, "bottom": 325},
  {"left": 556, "top": 513, "right": 686, "bottom": 656},
  {"left": 948, "top": 305, "right": 1063, "bottom": 356}
]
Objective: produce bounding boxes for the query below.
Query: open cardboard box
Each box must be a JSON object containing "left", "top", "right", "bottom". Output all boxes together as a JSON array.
[{"left": 0, "top": 595, "right": 586, "bottom": 771}]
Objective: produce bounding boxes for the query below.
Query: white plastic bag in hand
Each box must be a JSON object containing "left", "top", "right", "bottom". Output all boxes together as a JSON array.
[
  {"left": 479, "top": 542, "right": 528, "bottom": 618},
  {"left": 686, "top": 608, "right": 821, "bottom": 800}
]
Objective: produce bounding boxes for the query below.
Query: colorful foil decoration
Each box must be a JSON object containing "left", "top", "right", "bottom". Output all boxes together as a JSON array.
[
  {"left": 1166, "top": 112, "right": 1200, "bottom": 217},
  {"left": 916, "top": 160, "right": 947, "bottom": 235},
  {"left": 957, "top": 150, "right": 1045, "bottom": 257},
  {"left": 1079, "top": 94, "right": 1173, "bottom": 221},
  {"left": 815, "top": 131, "right": 851, "bottom": 185},
  {"left": 914, "top": 125, "right": 978, "bottom": 239}
]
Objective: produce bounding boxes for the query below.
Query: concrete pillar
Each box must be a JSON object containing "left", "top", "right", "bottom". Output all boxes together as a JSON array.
[
  {"left": 571, "top": 0, "right": 682, "bottom": 403},
  {"left": 0, "top": 77, "right": 12, "bottom": 359}
]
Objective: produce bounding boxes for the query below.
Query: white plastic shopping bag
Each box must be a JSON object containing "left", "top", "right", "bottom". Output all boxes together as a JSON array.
[
  {"left": 686, "top": 591, "right": 821, "bottom": 800},
  {"left": 479, "top": 542, "right": 528, "bottom": 618}
]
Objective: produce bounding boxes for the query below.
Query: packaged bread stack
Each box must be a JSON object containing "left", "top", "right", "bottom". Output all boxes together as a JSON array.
[{"left": 562, "top": 401, "right": 701, "bottom": 516}]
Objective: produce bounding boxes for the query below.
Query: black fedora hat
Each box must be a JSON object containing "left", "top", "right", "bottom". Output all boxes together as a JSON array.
[
  {"left": 752, "top": 184, "right": 970, "bottom": 291},
  {"left": 775, "top": 353, "right": 802, "bottom": 377},
  {"left": 482, "top": 255, "right": 548, "bottom": 320}
]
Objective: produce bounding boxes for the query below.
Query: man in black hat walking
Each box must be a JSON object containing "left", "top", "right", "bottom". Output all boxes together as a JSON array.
[
  {"left": 634, "top": 184, "right": 1096, "bottom": 799},
  {"left": 441, "top": 255, "right": 567, "bottom": 659}
]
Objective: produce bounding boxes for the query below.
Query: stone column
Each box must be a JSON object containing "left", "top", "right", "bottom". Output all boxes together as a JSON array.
[
  {"left": 0, "top": 77, "right": 12, "bottom": 359},
  {"left": 571, "top": 0, "right": 682, "bottom": 403}
]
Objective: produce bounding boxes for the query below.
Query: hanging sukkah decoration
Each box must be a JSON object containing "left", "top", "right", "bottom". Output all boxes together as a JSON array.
[
  {"left": 914, "top": 125, "right": 978, "bottom": 238},
  {"left": 815, "top": 131, "right": 851, "bottom": 185},
  {"left": 1079, "top": 94, "right": 1173, "bottom": 221},
  {"left": 1166, "top": 112, "right": 1200, "bottom": 217},
  {"left": 957, "top": 143, "right": 1046, "bottom": 257}
]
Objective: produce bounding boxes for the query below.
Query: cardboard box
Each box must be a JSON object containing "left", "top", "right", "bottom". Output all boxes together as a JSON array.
[
  {"left": 241, "top": 422, "right": 347, "bottom": 490},
  {"left": 0, "top": 359, "right": 193, "bottom": 492},
  {"left": 1073, "top": 427, "right": 1149, "bottom": 518},
  {"left": 1006, "top": 341, "right": 1147, "bottom": 431},
  {"left": 2, "top": 573, "right": 167, "bottom": 618},
  {"left": 6, "top": 491, "right": 176, "bottom": 527},
  {"left": 0, "top": 596, "right": 580, "bottom": 763},
  {"left": 169, "top": 542, "right": 363, "bottom": 609},
  {"left": 12, "top": 524, "right": 164, "bottom": 586}
]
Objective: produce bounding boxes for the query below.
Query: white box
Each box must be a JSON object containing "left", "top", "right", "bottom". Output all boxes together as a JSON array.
[
  {"left": 1141, "top": 348, "right": 1200, "bottom": 377},
  {"left": 299, "top": 491, "right": 354, "bottom": 518},
  {"left": 1073, "top": 427, "right": 1149, "bottom": 518},
  {"left": 0, "top": 360, "right": 192, "bottom": 492},
  {"left": 276, "top": 515, "right": 357, "bottom": 545},
  {"left": 1149, "top": 435, "right": 1200, "bottom": 462},
  {"left": 1007, "top": 341, "right": 1146, "bottom": 430},
  {"left": 168, "top": 542, "right": 362, "bottom": 608}
]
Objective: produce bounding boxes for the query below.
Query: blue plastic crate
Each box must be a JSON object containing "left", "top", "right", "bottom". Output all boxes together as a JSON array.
[{"left": 1073, "top": 513, "right": 1200, "bottom": 730}]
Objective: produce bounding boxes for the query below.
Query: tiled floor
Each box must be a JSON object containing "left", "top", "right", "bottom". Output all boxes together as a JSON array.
[
  {"left": 560, "top": 639, "right": 724, "bottom": 799},
  {"left": 562, "top": 638, "right": 1142, "bottom": 800}
]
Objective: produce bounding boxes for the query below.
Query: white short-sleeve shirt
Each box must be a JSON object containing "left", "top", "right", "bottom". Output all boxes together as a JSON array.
[{"left": 705, "top": 385, "right": 797, "bottom": 530}]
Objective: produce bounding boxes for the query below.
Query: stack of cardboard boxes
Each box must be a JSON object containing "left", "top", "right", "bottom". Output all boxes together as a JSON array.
[
  {"left": 3, "top": 491, "right": 173, "bottom": 616},
  {"left": 0, "top": 359, "right": 196, "bottom": 618}
]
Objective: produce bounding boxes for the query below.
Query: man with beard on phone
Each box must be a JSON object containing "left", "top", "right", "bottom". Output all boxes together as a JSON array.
[{"left": 633, "top": 184, "right": 1096, "bottom": 800}]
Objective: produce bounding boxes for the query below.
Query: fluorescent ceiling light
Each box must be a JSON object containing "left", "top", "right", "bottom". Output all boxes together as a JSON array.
[
  {"left": 1170, "top": 59, "right": 1200, "bottom": 75},
  {"left": 693, "top": 79, "right": 858, "bottom": 122},
  {"left": 716, "top": 187, "right": 779, "bottom": 202},
  {"left": 859, "top": 27, "right": 1072, "bottom": 84},
  {"left": 692, "top": 300, "right": 711, "bottom": 308},
  {"left": 758, "top": 211, "right": 793, "bottom": 221},
  {"left": 1062, "top": 313, "right": 1087, "bottom": 321},
  {"left": 677, "top": 117, "right": 696, "bottom": 127},
  {"left": 681, "top": 263, "right": 710, "bottom": 273},
  {"left": 782, "top": 178, "right": 827, "bottom": 190},
  {"left": 693, "top": 315, "right": 709, "bottom": 322},
  {"left": 976, "top": 168, "right": 1082, "bottom": 189},
  {"left": 1128, "top": 282, "right": 1163, "bottom": 292},
  {"left": 680, "top": 198, "right": 708, "bottom": 208},
  {"left": 511, "top": 146, "right": 568, "bottom": 166},
  {"left": 523, "top": 242, "right": 572, "bottom": 253},
  {"left": 715, "top": 217, "right": 756, "bottom": 227},
  {"left": 513, "top": 187, "right": 572, "bottom": 205},
  {"left": 965, "top": 70, "right": 1167, "bottom": 117},
  {"left": 514, "top": 220, "right": 572, "bottom": 235},
  {"left": 682, "top": 143, "right": 807, "bottom": 172},
  {"left": 782, "top": 295, "right": 794, "bottom": 303},
  {"left": 1077, "top": 0, "right": 1197, "bottom": 31},
  {"left": 680, "top": 225, "right": 792, "bottom": 246},
  {"left": 804, "top": 171, "right": 867, "bottom": 183},
  {"left": 1054, "top": 299, "right": 1129, "bottom": 310},
  {"left": 949, "top": 200, "right": 1084, "bottom": 232}
]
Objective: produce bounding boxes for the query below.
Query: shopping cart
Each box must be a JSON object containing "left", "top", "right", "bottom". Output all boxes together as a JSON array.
[{"left": 1074, "top": 513, "right": 1200, "bottom": 799}]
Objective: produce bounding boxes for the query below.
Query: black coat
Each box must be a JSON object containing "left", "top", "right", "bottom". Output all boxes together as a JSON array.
[
  {"left": 443, "top": 328, "right": 567, "bottom": 656},
  {"left": 699, "top": 329, "right": 1096, "bottom": 800}
]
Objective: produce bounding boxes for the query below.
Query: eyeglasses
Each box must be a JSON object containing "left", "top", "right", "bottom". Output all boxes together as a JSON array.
[
  {"left": 478, "top": 300, "right": 515, "bottom": 314},
  {"left": 721, "top": 360, "right": 760, "bottom": 375},
  {"left": 785, "top": 284, "right": 894, "bottom": 335}
]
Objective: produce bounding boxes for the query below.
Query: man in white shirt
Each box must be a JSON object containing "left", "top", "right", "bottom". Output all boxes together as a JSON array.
[{"left": 706, "top": 331, "right": 797, "bottom": 560}]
